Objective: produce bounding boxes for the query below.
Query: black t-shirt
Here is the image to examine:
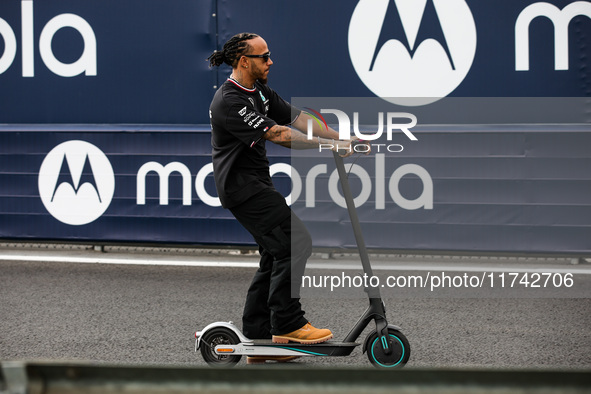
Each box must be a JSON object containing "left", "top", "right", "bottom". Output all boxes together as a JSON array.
[{"left": 210, "top": 78, "right": 301, "bottom": 208}]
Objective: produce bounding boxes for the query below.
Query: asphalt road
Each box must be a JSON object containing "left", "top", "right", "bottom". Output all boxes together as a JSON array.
[{"left": 1, "top": 257, "right": 590, "bottom": 369}]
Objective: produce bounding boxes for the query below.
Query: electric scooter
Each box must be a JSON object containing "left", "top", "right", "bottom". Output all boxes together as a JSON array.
[{"left": 195, "top": 148, "right": 411, "bottom": 368}]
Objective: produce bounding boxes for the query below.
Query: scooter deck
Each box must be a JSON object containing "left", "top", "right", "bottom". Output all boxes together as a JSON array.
[{"left": 244, "top": 340, "right": 360, "bottom": 357}]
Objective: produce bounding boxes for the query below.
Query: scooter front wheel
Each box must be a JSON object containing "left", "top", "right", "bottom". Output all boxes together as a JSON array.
[
  {"left": 200, "top": 327, "right": 242, "bottom": 367},
  {"left": 365, "top": 328, "right": 410, "bottom": 368}
]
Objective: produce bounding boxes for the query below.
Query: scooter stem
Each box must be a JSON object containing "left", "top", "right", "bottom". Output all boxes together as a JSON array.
[{"left": 333, "top": 151, "right": 381, "bottom": 299}]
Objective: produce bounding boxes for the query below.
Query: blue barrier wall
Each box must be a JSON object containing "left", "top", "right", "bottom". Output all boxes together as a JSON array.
[
  {"left": 1, "top": 0, "right": 590, "bottom": 253},
  {"left": 292, "top": 126, "right": 591, "bottom": 254},
  {"left": 0, "top": 0, "right": 216, "bottom": 123},
  {"left": 1, "top": 0, "right": 590, "bottom": 123},
  {"left": 1, "top": 125, "right": 589, "bottom": 254}
]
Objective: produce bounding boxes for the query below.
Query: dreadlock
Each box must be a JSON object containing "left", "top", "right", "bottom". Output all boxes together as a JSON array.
[{"left": 207, "top": 32, "right": 259, "bottom": 68}]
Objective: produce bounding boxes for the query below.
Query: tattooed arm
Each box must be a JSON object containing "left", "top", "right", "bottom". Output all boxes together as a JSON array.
[{"left": 263, "top": 125, "right": 354, "bottom": 157}]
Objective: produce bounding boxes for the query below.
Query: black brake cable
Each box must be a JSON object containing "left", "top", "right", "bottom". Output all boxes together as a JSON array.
[
  {"left": 345, "top": 140, "right": 366, "bottom": 178},
  {"left": 346, "top": 151, "right": 363, "bottom": 179}
]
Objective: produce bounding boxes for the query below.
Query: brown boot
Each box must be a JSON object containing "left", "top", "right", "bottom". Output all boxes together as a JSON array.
[{"left": 272, "top": 323, "right": 333, "bottom": 344}]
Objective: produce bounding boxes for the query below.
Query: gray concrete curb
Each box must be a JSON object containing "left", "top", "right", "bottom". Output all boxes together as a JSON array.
[{"left": 2, "top": 361, "right": 591, "bottom": 394}]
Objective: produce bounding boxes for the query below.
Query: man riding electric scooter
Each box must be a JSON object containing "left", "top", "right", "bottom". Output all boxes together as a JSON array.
[{"left": 207, "top": 32, "right": 356, "bottom": 364}]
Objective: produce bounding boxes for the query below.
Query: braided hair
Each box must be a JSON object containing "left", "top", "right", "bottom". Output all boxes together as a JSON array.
[{"left": 207, "top": 32, "right": 259, "bottom": 68}]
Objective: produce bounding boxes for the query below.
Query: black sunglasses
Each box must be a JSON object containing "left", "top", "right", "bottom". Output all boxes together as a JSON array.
[{"left": 243, "top": 52, "right": 271, "bottom": 62}]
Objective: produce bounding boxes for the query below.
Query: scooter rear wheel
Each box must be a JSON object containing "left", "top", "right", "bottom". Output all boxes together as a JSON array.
[
  {"left": 365, "top": 328, "right": 410, "bottom": 368},
  {"left": 200, "top": 327, "right": 242, "bottom": 367}
]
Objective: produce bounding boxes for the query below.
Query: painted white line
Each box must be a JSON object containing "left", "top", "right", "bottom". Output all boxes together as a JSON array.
[
  {"left": 0, "top": 254, "right": 259, "bottom": 268},
  {"left": 0, "top": 253, "right": 589, "bottom": 274},
  {"left": 308, "top": 262, "right": 591, "bottom": 275}
]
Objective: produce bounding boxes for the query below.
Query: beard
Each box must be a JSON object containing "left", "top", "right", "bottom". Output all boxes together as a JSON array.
[{"left": 253, "top": 64, "right": 269, "bottom": 85}]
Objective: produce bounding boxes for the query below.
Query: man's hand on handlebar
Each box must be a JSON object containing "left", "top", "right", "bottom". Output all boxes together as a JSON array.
[{"left": 332, "top": 137, "right": 372, "bottom": 158}]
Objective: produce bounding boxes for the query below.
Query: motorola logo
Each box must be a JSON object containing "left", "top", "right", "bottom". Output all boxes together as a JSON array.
[
  {"left": 38, "top": 141, "right": 114, "bottom": 225},
  {"left": 348, "top": 0, "right": 477, "bottom": 105},
  {"left": 0, "top": 0, "right": 97, "bottom": 77},
  {"left": 516, "top": 1, "right": 591, "bottom": 71}
]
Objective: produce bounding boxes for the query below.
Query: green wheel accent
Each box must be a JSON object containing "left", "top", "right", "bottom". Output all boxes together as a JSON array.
[
  {"left": 366, "top": 329, "right": 410, "bottom": 368},
  {"left": 278, "top": 346, "right": 327, "bottom": 356}
]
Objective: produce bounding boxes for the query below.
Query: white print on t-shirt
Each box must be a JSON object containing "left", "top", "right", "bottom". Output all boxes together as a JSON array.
[{"left": 243, "top": 112, "right": 256, "bottom": 122}]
